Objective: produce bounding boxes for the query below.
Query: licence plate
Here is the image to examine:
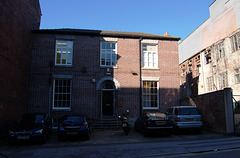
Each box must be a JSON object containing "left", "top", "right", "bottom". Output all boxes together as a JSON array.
[
  {"left": 156, "top": 122, "right": 166, "bottom": 125},
  {"left": 67, "top": 132, "right": 78, "bottom": 135},
  {"left": 186, "top": 118, "right": 195, "bottom": 121},
  {"left": 122, "top": 123, "right": 127, "bottom": 127},
  {"left": 18, "top": 136, "right": 29, "bottom": 140}
]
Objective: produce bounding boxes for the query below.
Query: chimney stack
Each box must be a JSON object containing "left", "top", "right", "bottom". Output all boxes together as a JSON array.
[{"left": 164, "top": 32, "right": 169, "bottom": 36}]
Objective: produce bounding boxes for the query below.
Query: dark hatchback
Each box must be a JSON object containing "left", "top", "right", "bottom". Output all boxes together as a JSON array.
[
  {"left": 135, "top": 112, "right": 173, "bottom": 136},
  {"left": 8, "top": 113, "right": 51, "bottom": 144},
  {"left": 57, "top": 114, "right": 90, "bottom": 140}
]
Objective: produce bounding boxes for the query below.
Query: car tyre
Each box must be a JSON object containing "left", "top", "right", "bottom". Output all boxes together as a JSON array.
[
  {"left": 85, "top": 135, "right": 89, "bottom": 140},
  {"left": 142, "top": 130, "right": 148, "bottom": 137},
  {"left": 57, "top": 135, "right": 63, "bottom": 141},
  {"left": 194, "top": 128, "right": 202, "bottom": 134},
  {"left": 40, "top": 131, "right": 47, "bottom": 144}
]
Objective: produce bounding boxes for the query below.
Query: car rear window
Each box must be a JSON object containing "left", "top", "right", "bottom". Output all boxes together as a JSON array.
[
  {"left": 177, "top": 108, "right": 200, "bottom": 115},
  {"left": 19, "top": 114, "right": 44, "bottom": 124},
  {"left": 64, "top": 116, "right": 84, "bottom": 122},
  {"left": 146, "top": 113, "right": 166, "bottom": 120}
]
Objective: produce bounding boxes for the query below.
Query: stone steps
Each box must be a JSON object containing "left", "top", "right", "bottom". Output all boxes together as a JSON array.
[{"left": 91, "top": 117, "right": 122, "bottom": 130}]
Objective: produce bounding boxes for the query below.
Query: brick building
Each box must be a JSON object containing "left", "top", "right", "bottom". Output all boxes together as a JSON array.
[
  {"left": 0, "top": 0, "right": 41, "bottom": 132},
  {"left": 29, "top": 29, "right": 180, "bottom": 126}
]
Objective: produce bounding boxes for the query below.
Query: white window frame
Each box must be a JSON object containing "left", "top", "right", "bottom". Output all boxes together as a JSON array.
[
  {"left": 181, "top": 69, "right": 185, "bottom": 76},
  {"left": 219, "top": 72, "right": 228, "bottom": 90},
  {"left": 142, "top": 81, "right": 159, "bottom": 109},
  {"left": 53, "top": 79, "right": 72, "bottom": 110},
  {"left": 207, "top": 76, "right": 214, "bottom": 91},
  {"left": 231, "top": 32, "right": 240, "bottom": 53},
  {"left": 100, "top": 42, "right": 117, "bottom": 67},
  {"left": 215, "top": 41, "right": 225, "bottom": 60},
  {"left": 142, "top": 44, "right": 158, "bottom": 68},
  {"left": 55, "top": 40, "right": 73, "bottom": 66},
  {"left": 235, "top": 68, "right": 240, "bottom": 84}
]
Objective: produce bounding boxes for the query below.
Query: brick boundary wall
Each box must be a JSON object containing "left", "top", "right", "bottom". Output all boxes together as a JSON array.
[{"left": 181, "top": 88, "right": 234, "bottom": 134}]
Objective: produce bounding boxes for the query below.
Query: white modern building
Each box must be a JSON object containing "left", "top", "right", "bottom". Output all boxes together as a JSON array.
[{"left": 179, "top": 0, "right": 240, "bottom": 102}]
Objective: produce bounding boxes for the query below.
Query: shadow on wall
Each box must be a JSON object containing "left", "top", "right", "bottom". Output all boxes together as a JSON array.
[{"left": 180, "top": 72, "right": 199, "bottom": 99}]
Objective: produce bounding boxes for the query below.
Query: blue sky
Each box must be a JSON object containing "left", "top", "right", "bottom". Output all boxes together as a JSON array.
[{"left": 39, "top": 0, "right": 214, "bottom": 40}]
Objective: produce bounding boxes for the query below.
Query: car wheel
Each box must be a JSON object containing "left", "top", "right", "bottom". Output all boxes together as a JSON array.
[
  {"left": 164, "top": 131, "right": 172, "bottom": 137},
  {"left": 40, "top": 132, "right": 47, "bottom": 144},
  {"left": 135, "top": 125, "right": 139, "bottom": 132},
  {"left": 142, "top": 131, "right": 148, "bottom": 137},
  {"left": 85, "top": 135, "right": 89, "bottom": 140},
  {"left": 57, "top": 134, "right": 63, "bottom": 141},
  {"left": 81, "top": 134, "right": 89, "bottom": 141},
  {"left": 194, "top": 128, "right": 202, "bottom": 134}
]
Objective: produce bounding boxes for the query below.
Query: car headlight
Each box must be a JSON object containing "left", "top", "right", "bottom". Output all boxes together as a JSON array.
[
  {"left": 34, "top": 129, "right": 43, "bottom": 134},
  {"left": 9, "top": 131, "right": 15, "bottom": 136}
]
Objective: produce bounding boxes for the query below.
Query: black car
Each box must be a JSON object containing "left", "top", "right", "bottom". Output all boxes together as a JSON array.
[
  {"left": 135, "top": 112, "right": 173, "bottom": 136},
  {"left": 8, "top": 113, "right": 51, "bottom": 144},
  {"left": 57, "top": 114, "right": 90, "bottom": 140}
]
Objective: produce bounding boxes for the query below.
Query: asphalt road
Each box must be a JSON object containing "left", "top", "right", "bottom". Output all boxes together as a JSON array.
[
  {"left": 1, "top": 130, "right": 240, "bottom": 158},
  {"left": 162, "top": 148, "right": 240, "bottom": 158}
]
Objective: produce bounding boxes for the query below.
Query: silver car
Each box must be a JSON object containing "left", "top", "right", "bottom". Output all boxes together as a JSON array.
[{"left": 166, "top": 106, "right": 203, "bottom": 132}]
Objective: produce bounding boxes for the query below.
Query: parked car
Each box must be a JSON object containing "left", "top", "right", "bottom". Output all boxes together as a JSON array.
[
  {"left": 8, "top": 113, "right": 51, "bottom": 144},
  {"left": 135, "top": 112, "right": 173, "bottom": 136},
  {"left": 166, "top": 106, "right": 203, "bottom": 132},
  {"left": 57, "top": 114, "right": 90, "bottom": 140}
]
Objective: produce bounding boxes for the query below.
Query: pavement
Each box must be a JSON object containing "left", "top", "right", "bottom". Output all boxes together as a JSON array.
[
  {"left": 2, "top": 129, "right": 240, "bottom": 158},
  {"left": 44, "top": 129, "right": 234, "bottom": 147}
]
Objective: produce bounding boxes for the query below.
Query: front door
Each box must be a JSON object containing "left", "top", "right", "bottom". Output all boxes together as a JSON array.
[{"left": 102, "top": 91, "right": 114, "bottom": 115}]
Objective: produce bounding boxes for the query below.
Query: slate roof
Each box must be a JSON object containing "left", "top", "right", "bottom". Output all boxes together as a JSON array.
[{"left": 32, "top": 28, "right": 180, "bottom": 41}]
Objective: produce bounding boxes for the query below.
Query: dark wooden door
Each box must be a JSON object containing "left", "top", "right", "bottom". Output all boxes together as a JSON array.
[{"left": 102, "top": 91, "right": 113, "bottom": 115}]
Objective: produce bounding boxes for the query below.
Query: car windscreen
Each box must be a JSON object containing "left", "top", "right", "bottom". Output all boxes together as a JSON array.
[
  {"left": 63, "top": 116, "right": 84, "bottom": 123},
  {"left": 178, "top": 108, "right": 200, "bottom": 115},
  {"left": 19, "top": 114, "right": 44, "bottom": 124}
]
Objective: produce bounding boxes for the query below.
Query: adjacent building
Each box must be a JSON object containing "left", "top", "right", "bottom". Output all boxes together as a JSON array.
[
  {"left": 0, "top": 0, "right": 41, "bottom": 133},
  {"left": 179, "top": 0, "right": 240, "bottom": 105},
  {"left": 29, "top": 29, "right": 180, "bottom": 126}
]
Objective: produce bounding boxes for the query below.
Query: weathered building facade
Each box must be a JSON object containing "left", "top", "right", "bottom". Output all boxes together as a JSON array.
[
  {"left": 29, "top": 29, "right": 180, "bottom": 126},
  {"left": 0, "top": 0, "right": 41, "bottom": 133},
  {"left": 179, "top": 0, "right": 240, "bottom": 103}
]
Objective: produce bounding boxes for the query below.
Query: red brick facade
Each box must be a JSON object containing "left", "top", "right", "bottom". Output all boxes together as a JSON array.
[
  {"left": 0, "top": 0, "right": 41, "bottom": 131},
  {"left": 29, "top": 30, "right": 180, "bottom": 122}
]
